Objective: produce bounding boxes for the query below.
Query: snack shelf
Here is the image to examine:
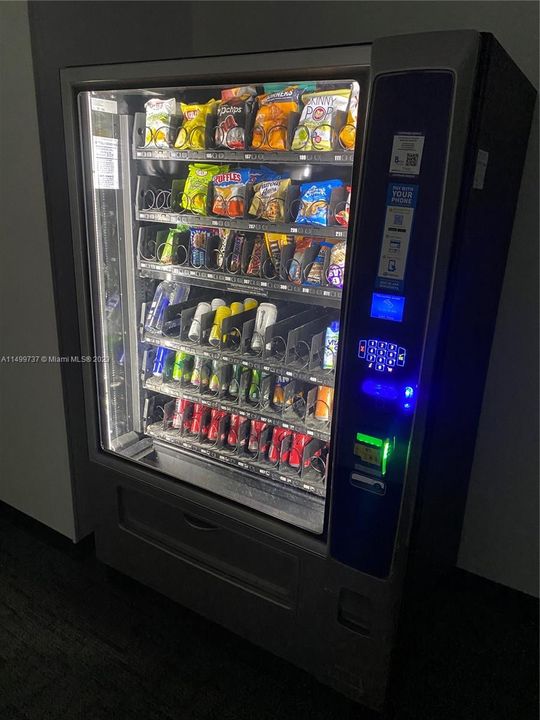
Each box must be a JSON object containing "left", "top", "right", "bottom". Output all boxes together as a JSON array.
[
  {"left": 136, "top": 210, "right": 349, "bottom": 240},
  {"left": 143, "top": 377, "right": 332, "bottom": 442},
  {"left": 146, "top": 422, "right": 327, "bottom": 498},
  {"left": 138, "top": 260, "right": 342, "bottom": 308},
  {"left": 143, "top": 333, "right": 336, "bottom": 388},
  {"left": 134, "top": 147, "right": 354, "bottom": 166}
]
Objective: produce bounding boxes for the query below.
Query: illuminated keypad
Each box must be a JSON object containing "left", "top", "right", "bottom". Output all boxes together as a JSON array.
[{"left": 358, "top": 338, "right": 407, "bottom": 372}]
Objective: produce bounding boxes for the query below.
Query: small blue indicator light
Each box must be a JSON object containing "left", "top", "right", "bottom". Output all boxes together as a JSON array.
[
  {"left": 370, "top": 293, "right": 405, "bottom": 322},
  {"left": 404, "top": 386, "right": 414, "bottom": 399},
  {"left": 362, "top": 379, "right": 399, "bottom": 400}
]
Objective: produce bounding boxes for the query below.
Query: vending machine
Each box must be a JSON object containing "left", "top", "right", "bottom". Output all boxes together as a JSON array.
[{"left": 58, "top": 31, "right": 534, "bottom": 709}]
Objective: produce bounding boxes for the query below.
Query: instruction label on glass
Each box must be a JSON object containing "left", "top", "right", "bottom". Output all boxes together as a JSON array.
[
  {"left": 376, "top": 183, "right": 418, "bottom": 292},
  {"left": 91, "top": 97, "right": 118, "bottom": 114},
  {"left": 92, "top": 136, "right": 119, "bottom": 190},
  {"left": 389, "top": 133, "right": 425, "bottom": 176}
]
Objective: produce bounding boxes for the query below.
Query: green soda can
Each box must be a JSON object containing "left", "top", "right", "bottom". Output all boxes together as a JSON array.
[
  {"left": 182, "top": 354, "right": 193, "bottom": 383},
  {"left": 172, "top": 351, "right": 193, "bottom": 382},
  {"left": 209, "top": 360, "right": 221, "bottom": 393},
  {"left": 228, "top": 364, "right": 241, "bottom": 400},
  {"left": 248, "top": 369, "right": 261, "bottom": 403},
  {"left": 191, "top": 356, "right": 211, "bottom": 390}
]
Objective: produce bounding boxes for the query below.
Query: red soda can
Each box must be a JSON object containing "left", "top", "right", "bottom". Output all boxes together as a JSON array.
[
  {"left": 227, "top": 413, "right": 246, "bottom": 448},
  {"left": 190, "top": 402, "right": 206, "bottom": 435},
  {"left": 208, "top": 408, "right": 229, "bottom": 442},
  {"left": 248, "top": 420, "right": 267, "bottom": 454},
  {"left": 268, "top": 426, "right": 292, "bottom": 464},
  {"left": 172, "top": 398, "right": 193, "bottom": 430},
  {"left": 288, "top": 432, "right": 312, "bottom": 469}
]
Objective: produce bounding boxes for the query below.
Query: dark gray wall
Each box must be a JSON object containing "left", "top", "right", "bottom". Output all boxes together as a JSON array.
[
  {"left": 0, "top": 1, "right": 74, "bottom": 538},
  {"left": 1, "top": 1, "right": 537, "bottom": 595}
]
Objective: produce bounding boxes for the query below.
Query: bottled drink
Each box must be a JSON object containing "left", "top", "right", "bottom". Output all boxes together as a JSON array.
[
  {"left": 289, "top": 432, "right": 312, "bottom": 469},
  {"left": 314, "top": 385, "right": 334, "bottom": 421},
  {"left": 228, "top": 364, "right": 242, "bottom": 400},
  {"left": 172, "top": 351, "right": 193, "bottom": 383},
  {"left": 145, "top": 281, "right": 190, "bottom": 334},
  {"left": 323, "top": 321, "right": 339, "bottom": 370},
  {"left": 152, "top": 346, "right": 173, "bottom": 377},
  {"left": 248, "top": 420, "right": 267, "bottom": 454},
  {"left": 209, "top": 305, "right": 232, "bottom": 346},
  {"left": 191, "top": 356, "right": 211, "bottom": 390},
  {"left": 188, "top": 302, "right": 211, "bottom": 342},
  {"left": 250, "top": 303, "right": 278, "bottom": 352},
  {"left": 248, "top": 369, "right": 261, "bottom": 403}
]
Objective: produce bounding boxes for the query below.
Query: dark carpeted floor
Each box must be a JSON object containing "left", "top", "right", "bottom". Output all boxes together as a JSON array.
[{"left": 0, "top": 501, "right": 537, "bottom": 720}]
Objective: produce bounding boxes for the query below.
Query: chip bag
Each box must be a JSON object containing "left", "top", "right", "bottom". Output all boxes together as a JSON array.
[
  {"left": 182, "top": 163, "right": 227, "bottom": 215},
  {"left": 175, "top": 99, "right": 217, "bottom": 150},
  {"left": 215, "top": 87, "right": 257, "bottom": 150},
  {"left": 248, "top": 166, "right": 280, "bottom": 184},
  {"left": 295, "top": 179, "right": 343, "bottom": 227},
  {"left": 144, "top": 98, "right": 179, "bottom": 148},
  {"left": 252, "top": 87, "right": 301, "bottom": 152},
  {"left": 291, "top": 89, "right": 351, "bottom": 151},
  {"left": 212, "top": 168, "right": 251, "bottom": 218},
  {"left": 263, "top": 81, "right": 316, "bottom": 95},
  {"left": 249, "top": 178, "right": 291, "bottom": 223},
  {"left": 339, "top": 82, "right": 359, "bottom": 150},
  {"left": 160, "top": 225, "right": 189, "bottom": 265}
]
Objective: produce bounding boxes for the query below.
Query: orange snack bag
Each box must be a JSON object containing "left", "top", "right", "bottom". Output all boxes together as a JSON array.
[
  {"left": 339, "top": 82, "right": 360, "bottom": 150},
  {"left": 252, "top": 87, "right": 301, "bottom": 152}
]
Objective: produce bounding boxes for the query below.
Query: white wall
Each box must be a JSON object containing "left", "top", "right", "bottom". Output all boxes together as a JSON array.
[{"left": 0, "top": 1, "right": 74, "bottom": 538}]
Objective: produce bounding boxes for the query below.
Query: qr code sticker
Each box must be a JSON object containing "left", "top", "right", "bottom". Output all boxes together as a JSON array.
[{"left": 406, "top": 153, "right": 419, "bottom": 167}]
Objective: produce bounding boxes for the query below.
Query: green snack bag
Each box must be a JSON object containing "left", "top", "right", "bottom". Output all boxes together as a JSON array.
[
  {"left": 160, "top": 225, "right": 188, "bottom": 264},
  {"left": 181, "top": 163, "right": 228, "bottom": 215}
]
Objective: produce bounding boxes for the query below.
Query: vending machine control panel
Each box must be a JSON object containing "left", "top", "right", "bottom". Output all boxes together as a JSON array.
[
  {"left": 358, "top": 339, "right": 407, "bottom": 371},
  {"left": 330, "top": 69, "right": 455, "bottom": 578}
]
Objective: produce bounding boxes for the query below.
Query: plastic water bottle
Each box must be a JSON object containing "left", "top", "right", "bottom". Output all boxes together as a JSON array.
[{"left": 144, "top": 281, "right": 189, "bottom": 334}]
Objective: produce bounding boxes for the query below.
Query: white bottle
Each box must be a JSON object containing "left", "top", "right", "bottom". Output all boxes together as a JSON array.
[
  {"left": 250, "top": 303, "right": 278, "bottom": 352},
  {"left": 188, "top": 301, "right": 211, "bottom": 342}
]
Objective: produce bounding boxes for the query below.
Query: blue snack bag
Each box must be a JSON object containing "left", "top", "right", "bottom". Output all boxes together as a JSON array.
[
  {"left": 295, "top": 179, "right": 343, "bottom": 227},
  {"left": 248, "top": 165, "right": 280, "bottom": 184}
]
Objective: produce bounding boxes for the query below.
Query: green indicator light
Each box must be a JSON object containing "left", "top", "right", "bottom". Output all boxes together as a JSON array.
[
  {"left": 381, "top": 439, "right": 392, "bottom": 476},
  {"left": 355, "top": 432, "right": 383, "bottom": 448}
]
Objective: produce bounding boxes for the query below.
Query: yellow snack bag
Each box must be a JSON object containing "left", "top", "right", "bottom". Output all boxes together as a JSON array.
[
  {"left": 175, "top": 99, "right": 217, "bottom": 150},
  {"left": 339, "top": 82, "right": 360, "bottom": 150}
]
